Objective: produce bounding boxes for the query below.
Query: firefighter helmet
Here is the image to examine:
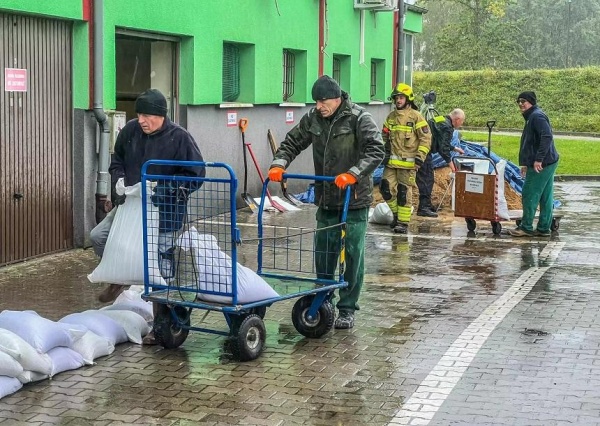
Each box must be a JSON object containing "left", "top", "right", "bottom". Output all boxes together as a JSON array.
[{"left": 390, "top": 83, "right": 415, "bottom": 101}]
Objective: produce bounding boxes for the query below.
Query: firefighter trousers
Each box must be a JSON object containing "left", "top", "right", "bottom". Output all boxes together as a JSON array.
[{"left": 381, "top": 166, "right": 416, "bottom": 224}]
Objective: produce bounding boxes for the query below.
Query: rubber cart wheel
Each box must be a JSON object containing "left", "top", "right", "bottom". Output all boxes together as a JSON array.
[
  {"left": 291, "top": 295, "right": 334, "bottom": 338},
  {"left": 491, "top": 221, "right": 502, "bottom": 235},
  {"left": 551, "top": 217, "right": 560, "bottom": 232},
  {"left": 465, "top": 218, "right": 477, "bottom": 232},
  {"left": 155, "top": 305, "right": 190, "bottom": 349},
  {"left": 232, "top": 314, "right": 266, "bottom": 361}
]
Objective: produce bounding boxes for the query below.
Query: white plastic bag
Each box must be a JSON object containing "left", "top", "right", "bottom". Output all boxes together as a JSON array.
[
  {"left": 0, "top": 351, "right": 24, "bottom": 378},
  {"left": 70, "top": 330, "right": 115, "bottom": 365},
  {"left": 178, "top": 227, "right": 279, "bottom": 304},
  {"left": 0, "top": 376, "right": 22, "bottom": 400},
  {"left": 0, "top": 311, "right": 73, "bottom": 354},
  {"left": 495, "top": 160, "right": 510, "bottom": 220},
  {"left": 47, "top": 347, "right": 85, "bottom": 376},
  {"left": 0, "top": 329, "right": 53, "bottom": 375},
  {"left": 59, "top": 312, "right": 128, "bottom": 346},
  {"left": 368, "top": 202, "right": 394, "bottom": 225},
  {"left": 91, "top": 310, "right": 151, "bottom": 344},
  {"left": 102, "top": 301, "right": 153, "bottom": 324},
  {"left": 87, "top": 182, "right": 166, "bottom": 286},
  {"left": 17, "top": 370, "right": 48, "bottom": 384}
]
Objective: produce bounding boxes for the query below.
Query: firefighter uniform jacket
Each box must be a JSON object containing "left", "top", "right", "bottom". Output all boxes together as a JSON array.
[{"left": 382, "top": 108, "right": 431, "bottom": 169}]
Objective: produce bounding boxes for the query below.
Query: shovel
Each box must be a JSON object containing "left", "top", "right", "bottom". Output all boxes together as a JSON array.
[
  {"left": 486, "top": 120, "right": 496, "bottom": 159},
  {"left": 239, "top": 119, "right": 260, "bottom": 213},
  {"left": 239, "top": 119, "right": 286, "bottom": 213},
  {"left": 267, "top": 129, "right": 303, "bottom": 207}
]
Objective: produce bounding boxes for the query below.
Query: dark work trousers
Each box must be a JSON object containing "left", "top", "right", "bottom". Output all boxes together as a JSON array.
[
  {"left": 314, "top": 207, "right": 368, "bottom": 313},
  {"left": 416, "top": 153, "right": 434, "bottom": 210}
]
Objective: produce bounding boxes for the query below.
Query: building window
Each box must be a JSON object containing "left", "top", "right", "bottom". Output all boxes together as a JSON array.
[
  {"left": 223, "top": 43, "right": 240, "bottom": 102},
  {"left": 370, "top": 58, "right": 385, "bottom": 101},
  {"left": 332, "top": 54, "right": 350, "bottom": 92},
  {"left": 283, "top": 49, "right": 295, "bottom": 101}
]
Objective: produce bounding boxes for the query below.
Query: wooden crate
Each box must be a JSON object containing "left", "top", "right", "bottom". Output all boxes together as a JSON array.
[{"left": 454, "top": 171, "right": 498, "bottom": 221}]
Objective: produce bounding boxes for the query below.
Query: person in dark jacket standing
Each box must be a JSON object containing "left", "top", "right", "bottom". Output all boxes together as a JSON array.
[
  {"left": 416, "top": 108, "right": 465, "bottom": 217},
  {"left": 509, "top": 91, "right": 559, "bottom": 237},
  {"left": 268, "top": 75, "right": 384, "bottom": 329},
  {"left": 90, "top": 89, "right": 205, "bottom": 336}
]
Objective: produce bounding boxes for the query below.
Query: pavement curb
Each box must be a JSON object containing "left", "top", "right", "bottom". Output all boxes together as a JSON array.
[{"left": 555, "top": 175, "right": 600, "bottom": 182}]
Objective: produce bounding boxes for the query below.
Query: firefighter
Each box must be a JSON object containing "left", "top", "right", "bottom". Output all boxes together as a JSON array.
[{"left": 380, "top": 83, "right": 432, "bottom": 234}]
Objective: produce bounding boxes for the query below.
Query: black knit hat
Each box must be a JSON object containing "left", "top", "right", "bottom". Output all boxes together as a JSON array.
[
  {"left": 517, "top": 91, "right": 537, "bottom": 105},
  {"left": 311, "top": 75, "right": 342, "bottom": 101},
  {"left": 135, "top": 89, "right": 168, "bottom": 117}
]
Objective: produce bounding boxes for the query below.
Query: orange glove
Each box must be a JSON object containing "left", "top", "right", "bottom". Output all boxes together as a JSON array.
[
  {"left": 268, "top": 167, "right": 285, "bottom": 182},
  {"left": 334, "top": 173, "right": 357, "bottom": 189}
]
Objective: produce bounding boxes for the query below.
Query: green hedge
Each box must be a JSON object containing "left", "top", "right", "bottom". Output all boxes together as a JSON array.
[{"left": 413, "top": 68, "right": 600, "bottom": 133}]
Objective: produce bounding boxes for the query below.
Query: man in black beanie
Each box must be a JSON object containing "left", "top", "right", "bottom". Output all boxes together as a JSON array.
[
  {"left": 90, "top": 88, "right": 205, "bottom": 344},
  {"left": 267, "top": 75, "right": 384, "bottom": 330},
  {"left": 510, "top": 91, "right": 559, "bottom": 237}
]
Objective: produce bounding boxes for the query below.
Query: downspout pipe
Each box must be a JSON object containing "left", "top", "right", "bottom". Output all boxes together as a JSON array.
[
  {"left": 396, "top": 0, "right": 405, "bottom": 84},
  {"left": 92, "top": 0, "right": 111, "bottom": 224}
]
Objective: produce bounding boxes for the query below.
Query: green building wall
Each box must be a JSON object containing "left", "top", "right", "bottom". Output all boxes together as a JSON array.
[{"left": 0, "top": 1, "right": 410, "bottom": 109}]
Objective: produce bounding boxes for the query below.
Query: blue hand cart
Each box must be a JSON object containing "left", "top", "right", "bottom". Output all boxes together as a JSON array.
[{"left": 140, "top": 160, "right": 350, "bottom": 361}]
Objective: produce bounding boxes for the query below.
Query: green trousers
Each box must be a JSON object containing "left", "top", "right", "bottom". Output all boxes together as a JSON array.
[
  {"left": 315, "top": 207, "right": 368, "bottom": 313},
  {"left": 520, "top": 161, "right": 558, "bottom": 233}
]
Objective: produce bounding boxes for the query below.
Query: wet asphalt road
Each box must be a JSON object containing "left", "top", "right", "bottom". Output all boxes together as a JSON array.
[{"left": 0, "top": 181, "right": 599, "bottom": 425}]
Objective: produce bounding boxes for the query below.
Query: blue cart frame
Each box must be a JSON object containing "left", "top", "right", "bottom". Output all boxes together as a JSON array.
[{"left": 141, "top": 160, "right": 351, "bottom": 361}]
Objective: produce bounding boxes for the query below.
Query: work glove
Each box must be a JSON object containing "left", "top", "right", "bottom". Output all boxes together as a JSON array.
[
  {"left": 268, "top": 167, "right": 285, "bottom": 182},
  {"left": 112, "top": 177, "right": 126, "bottom": 207},
  {"left": 334, "top": 173, "right": 357, "bottom": 189}
]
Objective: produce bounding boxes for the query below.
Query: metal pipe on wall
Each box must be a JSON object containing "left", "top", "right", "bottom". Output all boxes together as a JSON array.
[{"left": 92, "top": 0, "right": 111, "bottom": 224}]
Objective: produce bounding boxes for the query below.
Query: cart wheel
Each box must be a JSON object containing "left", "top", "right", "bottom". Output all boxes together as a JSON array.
[
  {"left": 551, "top": 217, "right": 560, "bottom": 232},
  {"left": 491, "top": 221, "right": 502, "bottom": 235},
  {"left": 291, "top": 296, "right": 334, "bottom": 338},
  {"left": 465, "top": 218, "right": 477, "bottom": 232},
  {"left": 515, "top": 219, "right": 522, "bottom": 227},
  {"left": 154, "top": 305, "right": 190, "bottom": 349},
  {"left": 232, "top": 314, "right": 266, "bottom": 361}
]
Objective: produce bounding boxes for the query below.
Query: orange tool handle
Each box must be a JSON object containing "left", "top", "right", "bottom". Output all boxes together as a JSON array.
[{"left": 238, "top": 118, "right": 248, "bottom": 133}]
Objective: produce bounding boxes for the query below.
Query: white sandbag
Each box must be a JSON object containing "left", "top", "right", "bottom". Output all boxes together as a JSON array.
[
  {"left": 495, "top": 160, "right": 510, "bottom": 220},
  {"left": 0, "top": 311, "right": 73, "bottom": 354},
  {"left": 59, "top": 312, "right": 128, "bottom": 346},
  {"left": 87, "top": 182, "right": 166, "bottom": 286},
  {"left": 114, "top": 286, "right": 145, "bottom": 304},
  {"left": 71, "top": 330, "right": 115, "bottom": 365},
  {"left": 0, "top": 329, "right": 53, "bottom": 375},
  {"left": 24, "top": 310, "right": 88, "bottom": 343},
  {"left": 0, "top": 376, "right": 22, "bottom": 400},
  {"left": 178, "top": 227, "right": 279, "bottom": 304},
  {"left": 90, "top": 310, "right": 151, "bottom": 345},
  {"left": 368, "top": 202, "right": 394, "bottom": 225},
  {"left": 17, "top": 370, "right": 49, "bottom": 384},
  {"left": 47, "top": 347, "right": 85, "bottom": 376},
  {"left": 0, "top": 351, "right": 23, "bottom": 378},
  {"left": 102, "top": 301, "right": 153, "bottom": 323}
]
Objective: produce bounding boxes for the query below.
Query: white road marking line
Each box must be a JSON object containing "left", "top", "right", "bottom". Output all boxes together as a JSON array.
[{"left": 388, "top": 242, "right": 565, "bottom": 425}]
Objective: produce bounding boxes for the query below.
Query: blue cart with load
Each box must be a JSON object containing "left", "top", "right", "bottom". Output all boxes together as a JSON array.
[{"left": 141, "top": 160, "right": 350, "bottom": 361}]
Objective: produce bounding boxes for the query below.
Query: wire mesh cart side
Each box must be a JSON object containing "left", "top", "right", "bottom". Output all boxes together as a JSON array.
[
  {"left": 452, "top": 156, "right": 504, "bottom": 235},
  {"left": 257, "top": 174, "right": 352, "bottom": 340},
  {"left": 140, "top": 160, "right": 278, "bottom": 361}
]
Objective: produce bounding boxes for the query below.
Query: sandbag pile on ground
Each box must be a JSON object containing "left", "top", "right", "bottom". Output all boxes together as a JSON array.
[{"left": 0, "top": 288, "right": 153, "bottom": 400}]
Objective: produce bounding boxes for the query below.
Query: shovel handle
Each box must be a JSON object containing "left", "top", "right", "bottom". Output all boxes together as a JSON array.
[
  {"left": 239, "top": 118, "right": 248, "bottom": 133},
  {"left": 486, "top": 120, "right": 496, "bottom": 131}
]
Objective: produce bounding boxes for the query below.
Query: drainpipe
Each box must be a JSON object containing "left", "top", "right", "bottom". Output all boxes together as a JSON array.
[
  {"left": 396, "top": 0, "right": 405, "bottom": 84},
  {"left": 318, "top": 0, "right": 325, "bottom": 76},
  {"left": 92, "top": 0, "right": 111, "bottom": 224}
]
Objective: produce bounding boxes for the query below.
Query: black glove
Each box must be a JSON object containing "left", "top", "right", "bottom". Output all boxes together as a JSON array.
[
  {"left": 111, "top": 177, "right": 126, "bottom": 207},
  {"left": 415, "top": 157, "right": 424, "bottom": 168}
]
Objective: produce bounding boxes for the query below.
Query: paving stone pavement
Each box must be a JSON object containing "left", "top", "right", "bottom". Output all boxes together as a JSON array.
[{"left": 0, "top": 181, "right": 599, "bottom": 425}]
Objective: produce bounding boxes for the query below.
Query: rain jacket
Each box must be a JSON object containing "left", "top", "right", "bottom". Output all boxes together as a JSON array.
[
  {"left": 270, "top": 94, "right": 384, "bottom": 210},
  {"left": 519, "top": 105, "right": 559, "bottom": 167},
  {"left": 382, "top": 107, "right": 431, "bottom": 169},
  {"left": 109, "top": 117, "right": 205, "bottom": 232}
]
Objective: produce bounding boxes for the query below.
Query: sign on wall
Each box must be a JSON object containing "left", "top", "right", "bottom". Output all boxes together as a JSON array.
[
  {"left": 4, "top": 68, "right": 28, "bottom": 92},
  {"left": 285, "top": 110, "right": 294, "bottom": 124},
  {"left": 227, "top": 111, "right": 237, "bottom": 127}
]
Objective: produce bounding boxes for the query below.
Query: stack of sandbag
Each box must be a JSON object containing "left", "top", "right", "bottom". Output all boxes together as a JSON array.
[{"left": 0, "top": 293, "right": 153, "bottom": 400}]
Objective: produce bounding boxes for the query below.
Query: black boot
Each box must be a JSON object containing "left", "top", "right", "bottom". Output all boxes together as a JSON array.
[
  {"left": 393, "top": 222, "right": 408, "bottom": 234},
  {"left": 417, "top": 207, "right": 438, "bottom": 218},
  {"left": 390, "top": 213, "right": 398, "bottom": 229}
]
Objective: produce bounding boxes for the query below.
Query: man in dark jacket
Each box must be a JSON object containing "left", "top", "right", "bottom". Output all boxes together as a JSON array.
[
  {"left": 267, "top": 75, "right": 384, "bottom": 329},
  {"left": 90, "top": 89, "right": 205, "bottom": 326},
  {"left": 509, "top": 91, "right": 559, "bottom": 237},
  {"left": 416, "top": 108, "right": 465, "bottom": 217}
]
